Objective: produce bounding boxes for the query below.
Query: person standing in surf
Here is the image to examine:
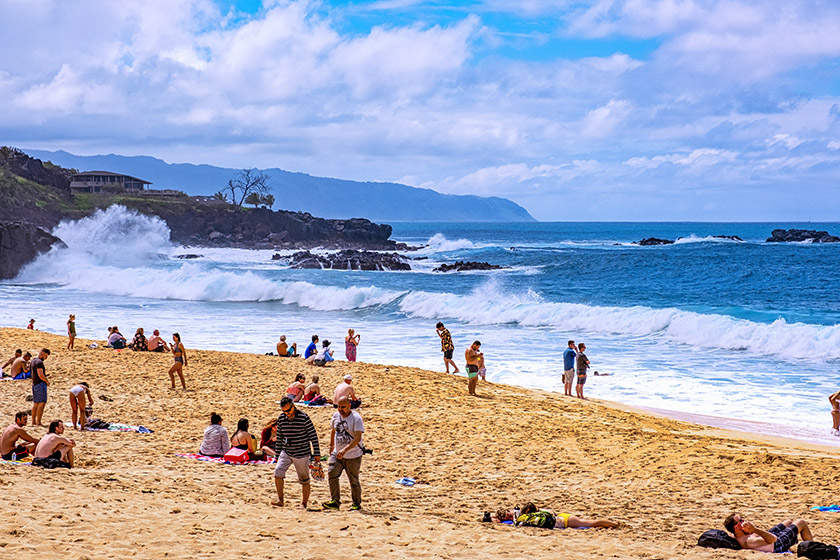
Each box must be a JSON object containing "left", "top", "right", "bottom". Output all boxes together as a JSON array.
[
  {"left": 436, "top": 322, "right": 459, "bottom": 374},
  {"left": 169, "top": 333, "right": 187, "bottom": 389},
  {"left": 563, "top": 340, "right": 577, "bottom": 397},
  {"left": 465, "top": 340, "right": 483, "bottom": 396},
  {"left": 575, "top": 343, "right": 590, "bottom": 399}
]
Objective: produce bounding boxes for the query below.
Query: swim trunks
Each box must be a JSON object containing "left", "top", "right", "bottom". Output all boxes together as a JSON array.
[
  {"left": 576, "top": 373, "right": 587, "bottom": 386},
  {"left": 1, "top": 445, "right": 29, "bottom": 460},
  {"left": 467, "top": 364, "right": 479, "bottom": 379},
  {"left": 769, "top": 523, "right": 799, "bottom": 553},
  {"left": 32, "top": 381, "right": 47, "bottom": 403},
  {"left": 443, "top": 349, "right": 453, "bottom": 360}
]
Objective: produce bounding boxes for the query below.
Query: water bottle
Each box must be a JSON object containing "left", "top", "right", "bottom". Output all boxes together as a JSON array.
[
  {"left": 11, "top": 452, "right": 16, "bottom": 461},
  {"left": 513, "top": 506, "right": 520, "bottom": 524}
]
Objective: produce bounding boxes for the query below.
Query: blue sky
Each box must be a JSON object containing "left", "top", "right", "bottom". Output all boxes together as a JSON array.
[{"left": 2, "top": 0, "right": 840, "bottom": 220}]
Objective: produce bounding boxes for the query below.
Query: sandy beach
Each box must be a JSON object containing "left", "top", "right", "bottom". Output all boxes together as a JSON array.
[{"left": 1, "top": 327, "right": 838, "bottom": 559}]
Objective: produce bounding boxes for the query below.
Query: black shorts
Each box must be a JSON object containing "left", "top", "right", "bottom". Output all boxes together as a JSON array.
[
  {"left": 769, "top": 523, "right": 798, "bottom": 553},
  {"left": 443, "top": 349, "right": 453, "bottom": 360},
  {"left": 151, "top": 346, "right": 165, "bottom": 353},
  {"left": 1, "top": 445, "right": 29, "bottom": 460}
]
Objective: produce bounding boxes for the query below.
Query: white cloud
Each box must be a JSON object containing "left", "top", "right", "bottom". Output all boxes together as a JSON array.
[
  {"left": 580, "top": 99, "right": 631, "bottom": 138},
  {"left": 623, "top": 148, "right": 738, "bottom": 169},
  {"left": 766, "top": 134, "right": 803, "bottom": 150}
]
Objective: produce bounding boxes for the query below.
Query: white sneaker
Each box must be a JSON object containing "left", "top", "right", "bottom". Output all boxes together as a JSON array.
[{"left": 832, "top": 429, "right": 840, "bottom": 437}]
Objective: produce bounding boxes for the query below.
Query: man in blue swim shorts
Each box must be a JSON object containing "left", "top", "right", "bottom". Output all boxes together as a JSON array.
[{"left": 724, "top": 514, "right": 814, "bottom": 553}]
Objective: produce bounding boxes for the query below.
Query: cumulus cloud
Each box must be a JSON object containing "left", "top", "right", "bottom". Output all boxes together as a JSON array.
[{"left": 624, "top": 148, "right": 738, "bottom": 169}]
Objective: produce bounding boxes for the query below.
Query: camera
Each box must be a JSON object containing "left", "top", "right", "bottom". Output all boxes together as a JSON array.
[{"left": 360, "top": 445, "right": 373, "bottom": 455}]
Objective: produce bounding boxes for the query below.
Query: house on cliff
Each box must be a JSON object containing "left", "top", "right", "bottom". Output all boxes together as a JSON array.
[{"left": 69, "top": 171, "right": 182, "bottom": 197}]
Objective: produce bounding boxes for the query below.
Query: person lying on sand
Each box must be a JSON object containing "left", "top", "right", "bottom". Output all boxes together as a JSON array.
[
  {"left": 491, "top": 502, "right": 618, "bottom": 529},
  {"left": 33, "top": 420, "right": 75, "bottom": 468},
  {"left": 1, "top": 412, "right": 40, "bottom": 460},
  {"left": 724, "top": 513, "right": 813, "bottom": 553}
]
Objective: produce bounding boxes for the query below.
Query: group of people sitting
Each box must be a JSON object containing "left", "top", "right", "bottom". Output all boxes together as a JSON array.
[
  {"left": 107, "top": 326, "right": 169, "bottom": 352},
  {"left": 1, "top": 349, "right": 32, "bottom": 379},
  {"left": 199, "top": 413, "right": 278, "bottom": 461},
  {"left": 1, "top": 413, "right": 76, "bottom": 468},
  {"left": 274, "top": 329, "right": 360, "bottom": 365},
  {"left": 285, "top": 373, "right": 361, "bottom": 408}
]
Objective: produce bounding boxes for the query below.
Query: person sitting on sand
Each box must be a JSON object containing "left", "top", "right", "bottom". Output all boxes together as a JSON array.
[
  {"left": 286, "top": 373, "right": 307, "bottom": 402},
  {"left": 27, "top": 318, "right": 35, "bottom": 330},
  {"left": 334, "top": 375, "right": 361, "bottom": 409},
  {"left": 724, "top": 513, "right": 813, "bottom": 553},
  {"left": 2, "top": 349, "right": 22, "bottom": 376},
  {"left": 168, "top": 333, "right": 187, "bottom": 389},
  {"left": 33, "top": 420, "right": 75, "bottom": 468},
  {"left": 304, "top": 335, "right": 319, "bottom": 360},
  {"left": 492, "top": 502, "right": 619, "bottom": 529},
  {"left": 1, "top": 412, "right": 40, "bottom": 460},
  {"left": 108, "top": 326, "right": 126, "bottom": 350},
  {"left": 9, "top": 351, "right": 30, "bottom": 379},
  {"left": 260, "top": 419, "right": 278, "bottom": 458},
  {"left": 69, "top": 382, "right": 94, "bottom": 430},
  {"left": 276, "top": 335, "right": 299, "bottom": 358},
  {"left": 307, "top": 340, "right": 334, "bottom": 366},
  {"left": 830, "top": 390, "right": 840, "bottom": 436},
  {"left": 148, "top": 329, "right": 169, "bottom": 353},
  {"left": 230, "top": 418, "right": 264, "bottom": 461},
  {"left": 302, "top": 375, "right": 321, "bottom": 401},
  {"left": 199, "top": 412, "right": 230, "bottom": 457},
  {"left": 129, "top": 328, "right": 148, "bottom": 351}
]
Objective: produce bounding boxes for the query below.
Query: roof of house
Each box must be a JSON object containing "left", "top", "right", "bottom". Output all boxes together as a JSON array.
[{"left": 71, "top": 171, "right": 151, "bottom": 184}]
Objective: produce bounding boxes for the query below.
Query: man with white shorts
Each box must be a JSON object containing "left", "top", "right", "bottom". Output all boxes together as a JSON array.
[
  {"left": 272, "top": 396, "right": 321, "bottom": 508},
  {"left": 562, "top": 340, "right": 577, "bottom": 397}
]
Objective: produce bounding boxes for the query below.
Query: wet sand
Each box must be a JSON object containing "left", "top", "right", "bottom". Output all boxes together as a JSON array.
[{"left": 1, "top": 327, "right": 838, "bottom": 558}]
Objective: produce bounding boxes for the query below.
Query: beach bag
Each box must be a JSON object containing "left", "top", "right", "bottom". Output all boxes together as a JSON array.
[
  {"left": 223, "top": 448, "right": 249, "bottom": 464},
  {"left": 797, "top": 541, "right": 839, "bottom": 560},
  {"left": 309, "top": 395, "right": 327, "bottom": 406},
  {"left": 697, "top": 529, "right": 741, "bottom": 549}
]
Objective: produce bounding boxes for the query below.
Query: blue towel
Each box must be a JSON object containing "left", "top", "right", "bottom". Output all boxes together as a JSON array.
[{"left": 810, "top": 505, "right": 840, "bottom": 512}]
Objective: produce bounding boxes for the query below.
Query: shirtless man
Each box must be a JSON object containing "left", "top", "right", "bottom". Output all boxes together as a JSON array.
[
  {"left": 276, "top": 335, "right": 299, "bottom": 358},
  {"left": 724, "top": 513, "right": 813, "bottom": 553},
  {"left": 830, "top": 390, "right": 840, "bottom": 436},
  {"left": 1, "top": 349, "right": 22, "bottom": 376},
  {"left": 33, "top": 420, "right": 75, "bottom": 468},
  {"left": 334, "top": 375, "right": 361, "bottom": 408},
  {"left": 465, "top": 340, "right": 483, "bottom": 396},
  {"left": 148, "top": 330, "right": 170, "bottom": 353},
  {"left": 10, "top": 351, "right": 31, "bottom": 379},
  {"left": 1, "top": 412, "right": 40, "bottom": 460}
]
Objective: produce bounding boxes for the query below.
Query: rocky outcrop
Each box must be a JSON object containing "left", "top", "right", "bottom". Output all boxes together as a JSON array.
[
  {"left": 712, "top": 235, "right": 743, "bottom": 241},
  {"left": 766, "top": 229, "right": 840, "bottom": 243},
  {"left": 0, "top": 221, "right": 64, "bottom": 279},
  {"left": 433, "top": 261, "right": 505, "bottom": 272},
  {"left": 634, "top": 238, "right": 674, "bottom": 246},
  {"left": 285, "top": 250, "right": 411, "bottom": 271}
]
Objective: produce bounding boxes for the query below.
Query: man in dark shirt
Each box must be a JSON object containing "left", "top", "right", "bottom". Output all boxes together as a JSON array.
[
  {"left": 30, "top": 348, "right": 51, "bottom": 426},
  {"left": 575, "top": 343, "right": 589, "bottom": 400},
  {"left": 272, "top": 396, "right": 321, "bottom": 508}
]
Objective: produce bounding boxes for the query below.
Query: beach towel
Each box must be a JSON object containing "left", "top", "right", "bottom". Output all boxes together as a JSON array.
[
  {"left": 0, "top": 456, "right": 33, "bottom": 466},
  {"left": 72, "top": 421, "right": 153, "bottom": 433},
  {"left": 811, "top": 505, "right": 840, "bottom": 512},
  {"left": 176, "top": 453, "right": 277, "bottom": 465}
]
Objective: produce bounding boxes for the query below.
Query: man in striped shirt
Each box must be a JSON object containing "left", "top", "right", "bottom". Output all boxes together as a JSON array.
[{"left": 272, "top": 396, "right": 321, "bottom": 508}]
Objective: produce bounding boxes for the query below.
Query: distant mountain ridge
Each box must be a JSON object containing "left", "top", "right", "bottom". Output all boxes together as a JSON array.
[{"left": 25, "top": 149, "right": 535, "bottom": 222}]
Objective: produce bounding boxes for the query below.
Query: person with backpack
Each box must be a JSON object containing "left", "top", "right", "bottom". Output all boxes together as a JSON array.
[{"left": 723, "top": 513, "right": 814, "bottom": 553}]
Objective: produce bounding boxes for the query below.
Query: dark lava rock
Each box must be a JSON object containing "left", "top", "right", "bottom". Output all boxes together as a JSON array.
[
  {"left": 174, "top": 254, "right": 203, "bottom": 259},
  {"left": 766, "top": 229, "right": 840, "bottom": 243},
  {"left": 0, "top": 221, "right": 64, "bottom": 279},
  {"left": 712, "top": 235, "right": 743, "bottom": 241},
  {"left": 288, "top": 250, "right": 411, "bottom": 271},
  {"left": 634, "top": 238, "right": 674, "bottom": 246},
  {"left": 433, "top": 261, "right": 505, "bottom": 272}
]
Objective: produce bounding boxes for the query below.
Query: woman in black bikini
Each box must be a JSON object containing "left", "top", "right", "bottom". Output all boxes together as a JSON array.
[
  {"left": 230, "top": 418, "right": 262, "bottom": 461},
  {"left": 168, "top": 333, "right": 187, "bottom": 389}
]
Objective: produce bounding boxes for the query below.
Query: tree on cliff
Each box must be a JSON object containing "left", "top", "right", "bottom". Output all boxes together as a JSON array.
[{"left": 219, "top": 168, "right": 271, "bottom": 208}]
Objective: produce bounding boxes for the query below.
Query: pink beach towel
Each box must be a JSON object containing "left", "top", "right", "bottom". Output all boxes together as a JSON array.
[{"left": 176, "top": 453, "right": 277, "bottom": 465}]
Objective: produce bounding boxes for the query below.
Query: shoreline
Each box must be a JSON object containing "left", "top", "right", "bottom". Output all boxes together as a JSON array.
[{"left": 2, "top": 327, "right": 839, "bottom": 559}]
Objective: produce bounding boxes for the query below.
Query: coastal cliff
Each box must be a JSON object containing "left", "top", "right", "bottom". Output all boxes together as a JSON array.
[{"left": 0, "top": 221, "right": 64, "bottom": 279}]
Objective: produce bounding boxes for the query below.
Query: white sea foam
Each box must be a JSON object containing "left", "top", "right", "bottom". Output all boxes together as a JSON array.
[
  {"left": 397, "top": 279, "right": 840, "bottom": 361},
  {"left": 415, "top": 233, "right": 477, "bottom": 254},
  {"left": 673, "top": 234, "right": 745, "bottom": 244}
]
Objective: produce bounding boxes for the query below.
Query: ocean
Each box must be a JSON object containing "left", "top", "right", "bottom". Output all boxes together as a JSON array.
[{"left": 2, "top": 206, "right": 839, "bottom": 444}]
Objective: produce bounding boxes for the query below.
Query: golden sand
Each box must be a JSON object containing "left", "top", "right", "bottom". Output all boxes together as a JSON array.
[{"left": 1, "top": 328, "right": 838, "bottom": 559}]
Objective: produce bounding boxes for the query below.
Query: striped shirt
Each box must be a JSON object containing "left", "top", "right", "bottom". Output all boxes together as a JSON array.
[{"left": 275, "top": 408, "right": 321, "bottom": 458}]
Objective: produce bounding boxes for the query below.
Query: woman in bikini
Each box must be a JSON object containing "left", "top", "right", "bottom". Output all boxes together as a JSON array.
[
  {"left": 230, "top": 418, "right": 263, "bottom": 461},
  {"left": 69, "top": 382, "right": 93, "bottom": 430},
  {"left": 169, "top": 333, "right": 187, "bottom": 389},
  {"left": 259, "top": 418, "right": 278, "bottom": 457},
  {"left": 286, "top": 373, "right": 306, "bottom": 402}
]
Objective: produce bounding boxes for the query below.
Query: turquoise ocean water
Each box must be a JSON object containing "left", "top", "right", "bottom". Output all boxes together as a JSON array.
[{"left": 2, "top": 207, "right": 838, "bottom": 444}]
